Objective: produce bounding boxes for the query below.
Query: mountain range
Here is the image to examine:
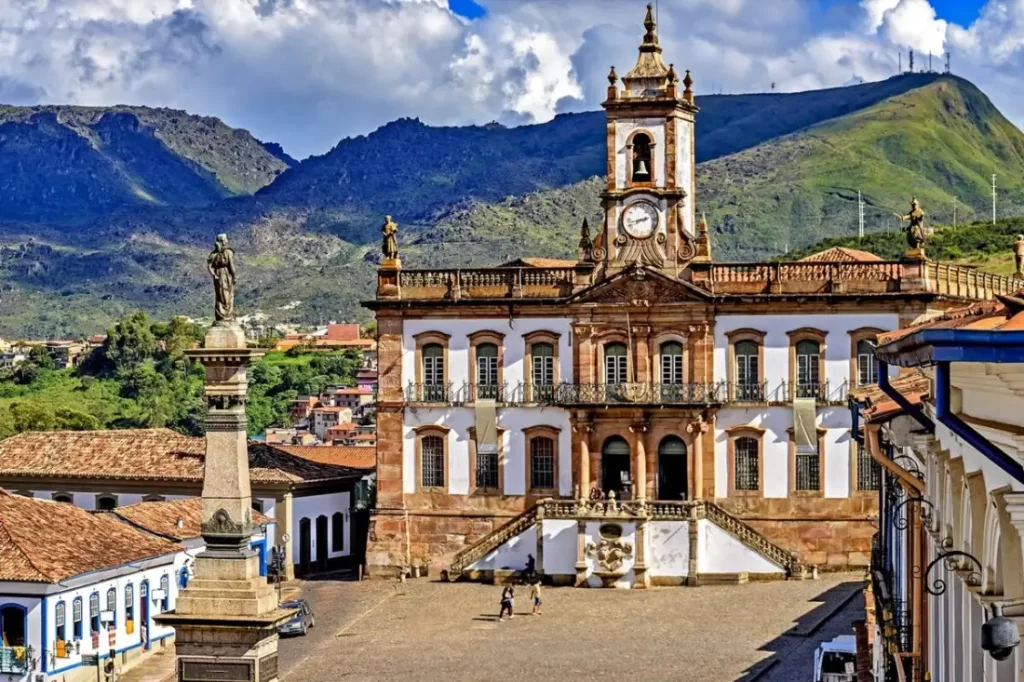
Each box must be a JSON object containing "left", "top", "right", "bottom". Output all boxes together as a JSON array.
[{"left": 1, "top": 72, "right": 1022, "bottom": 337}]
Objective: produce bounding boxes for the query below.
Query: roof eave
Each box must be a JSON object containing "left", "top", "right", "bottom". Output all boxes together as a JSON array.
[{"left": 876, "top": 329, "right": 1024, "bottom": 367}]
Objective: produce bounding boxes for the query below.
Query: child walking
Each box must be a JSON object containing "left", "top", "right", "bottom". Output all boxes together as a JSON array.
[
  {"left": 530, "top": 581, "right": 542, "bottom": 616},
  {"left": 498, "top": 584, "right": 515, "bottom": 621}
]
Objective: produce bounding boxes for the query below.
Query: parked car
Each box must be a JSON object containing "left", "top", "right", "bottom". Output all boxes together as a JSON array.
[
  {"left": 813, "top": 634, "right": 856, "bottom": 682},
  {"left": 278, "top": 599, "right": 316, "bottom": 636}
]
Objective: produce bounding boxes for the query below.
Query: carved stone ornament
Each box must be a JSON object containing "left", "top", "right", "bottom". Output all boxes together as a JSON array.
[
  {"left": 207, "top": 395, "right": 246, "bottom": 410},
  {"left": 582, "top": 267, "right": 702, "bottom": 305},
  {"left": 586, "top": 538, "right": 634, "bottom": 573},
  {"left": 201, "top": 508, "right": 249, "bottom": 537}
]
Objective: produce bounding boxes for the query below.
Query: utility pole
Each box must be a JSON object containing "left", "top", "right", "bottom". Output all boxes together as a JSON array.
[
  {"left": 909, "top": 49, "right": 914, "bottom": 73},
  {"left": 945, "top": 52, "right": 951, "bottom": 75},
  {"left": 858, "top": 191, "right": 865, "bottom": 239},
  {"left": 993, "top": 174, "right": 998, "bottom": 225}
]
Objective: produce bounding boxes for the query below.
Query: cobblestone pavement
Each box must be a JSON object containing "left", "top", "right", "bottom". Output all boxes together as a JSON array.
[{"left": 278, "top": 573, "right": 866, "bottom": 682}]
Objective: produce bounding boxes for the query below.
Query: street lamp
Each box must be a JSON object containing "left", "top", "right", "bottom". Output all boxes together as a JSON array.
[{"left": 982, "top": 603, "right": 1021, "bottom": 661}]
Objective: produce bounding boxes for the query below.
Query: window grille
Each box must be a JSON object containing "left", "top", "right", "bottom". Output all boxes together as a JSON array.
[
  {"left": 476, "top": 451, "right": 499, "bottom": 488},
  {"left": 857, "top": 444, "right": 881, "bottom": 491},
  {"left": 734, "top": 437, "right": 759, "bottom": 491},
  {"left": 530, "top": 437, "right": 555, "bottom": 490},
  {"left": 421, "top": 436, "right": 445, "bottom": 488},
  {"left": 795, "top": 452, "right": 821, "bottom": 491}
]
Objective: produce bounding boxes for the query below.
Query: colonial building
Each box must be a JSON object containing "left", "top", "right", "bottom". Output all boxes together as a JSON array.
[
  {"left": 366, "top": 7, "right": 1024, "bottom": 586},
  {"left": 852, "top": 293, "right": 1024, "bottom": 681},
  {"left": 0, "top": 429, "right": 365, "bottom": 579}
]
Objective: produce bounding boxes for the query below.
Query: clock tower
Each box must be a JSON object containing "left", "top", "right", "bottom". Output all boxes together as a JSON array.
[{"left": 595, "top": 4, "right": 703, "bottom": 277}]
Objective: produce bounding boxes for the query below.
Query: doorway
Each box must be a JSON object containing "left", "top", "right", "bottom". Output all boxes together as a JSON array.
[
  {"left": 315, "top": 515, "right": 329, "bottom": 572},
  {"left": 657, "top": 436, "right": 688, "bottom": 500},
  {"left": 299, "top": 518, "right": 312, "bottom": 577},
  {"left": 140, "top": 581, "right": 150, "bottom": 650},
  {"left": 601, "top": 436, "right": 632, "bottom": 498}
]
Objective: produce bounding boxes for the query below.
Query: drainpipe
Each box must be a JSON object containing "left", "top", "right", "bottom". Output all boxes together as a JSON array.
[
  {"left": 877, "top": 361, "right": 935, "bottom": 433},
  {"left": 934, "top": 361, "right": 1024, "bottom": 485}
]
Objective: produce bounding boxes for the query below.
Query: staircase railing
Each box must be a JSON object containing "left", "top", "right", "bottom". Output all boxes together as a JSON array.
[
  {"left": 701, "top": 500, "right": 805, "bottom": 576},
  {"left": 450, "top": 504, "right": 540, "bottom": 576}
]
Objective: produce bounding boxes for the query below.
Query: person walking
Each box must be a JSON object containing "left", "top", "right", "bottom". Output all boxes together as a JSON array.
[
  {"left": 498, "top": 584, "right": 515, "bottom": 621},
  {"left": 530, "top": 581, "right": 543, "bottom": 616}
]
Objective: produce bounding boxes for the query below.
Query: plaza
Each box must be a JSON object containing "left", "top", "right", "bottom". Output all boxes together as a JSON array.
[{"left": 279, "top": 574, "right": 865, "bottom": 682}]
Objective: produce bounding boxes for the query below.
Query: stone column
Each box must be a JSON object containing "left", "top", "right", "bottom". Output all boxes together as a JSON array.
[
  {"left": 687, "top": 418, "right": 709, "bottom": 500},
  {"left": 276, "top": 492, "right": 295, "bottom": 581},
  {"left": 634, "top": 519, "right": 649, "bottom": 589},
  {"left": 157, "top": 324, "right": 291, "bottom": 682},
  {"left": 574, "top": 415, "right": 593, "bottom": 501},
  {"left": 574, "top": 519, "right": 588, "bottom": 587},
  {"left": 631, "top": 414, "right": 650, "bottom": 501}
]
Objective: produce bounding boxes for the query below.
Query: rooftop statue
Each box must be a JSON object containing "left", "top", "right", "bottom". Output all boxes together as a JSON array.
[
  {"left": 207, "top": 233, "right": 236, "bottom": 323},
  {"left": 1015, "top": 234, "right": 1024, "bottom": 277},
  {"left": 896, "top": 197, "right": 926, "bottom": 257},
  {"left": 382, "top": 215, "right": 399, "bottom": 262}
]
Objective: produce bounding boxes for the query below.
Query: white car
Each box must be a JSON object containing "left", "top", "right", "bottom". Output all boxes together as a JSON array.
[{"left": 813, "top": 634, "right": 857, "bottom": 682}]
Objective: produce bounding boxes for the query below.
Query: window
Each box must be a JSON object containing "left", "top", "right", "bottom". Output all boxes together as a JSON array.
[
  {"left": 530, "top": 438, "right": 556, "bottom": 490},
  {"left": 469, "top": 426, "right": 505, "bottom": 493},
  {"left": 52, "top": 492, "right": 73, "bottom": 504},
  {"left": 96, "top": 494, "right": 118, "bottom": 511},
  {"left": 604, "top": 342, "right": 628, "bottom": 397},
  {"left": 159, "top": 575, "right": 170, "bottom": 611},
  {"left": 414, "top": 331, "right": 450, "bottom": 403},
  {"left": 0, "top": 605, "right": 25, "bottom": 648},
  {"left": 142, "top": 494, "right": 166, "bottom": 503},
  {"left": 795, "top": 450, "right": 820, "bottom": 491},
  {"left": 125, "top": 584, "right": 134, "bottom": 624},
  {"left": 856, "top": 443, "right": 881, "bottom": 491},
  {"left": 630, "top": 132, "right": 653, "bottom": 183},
  {"left": 90, "top": 593, "right": 100, "bottom": 634},
  {"left": 857, "top": 339, "right": 877, "bottom": 388},
  {"left": 475, "top": 343, "right": 499, "bottom": 399},
  {"left": 531, "top": 343, "right": 555, "bottom": 400},
  {"left": 73, "top": 598, "right": 83, "bottom": 640},
  {"left": 423, "top": 344, "right": 444, "bottom": 386},
  {"left": 660, "top": 342, "right": 683, "bottom": 385},
  {"left": 56, "top": 601, "right": 66, "bottom": 642},
  {"left": 795, "top": 340, "right": 821, "bottom": 399},
  {"left": 332, "top": 512, "right": 344, "bottom": 552},
  {"left": 106, "top": 588, "right": 117, "bottom": 626},
  {"left": 421, "top": 436, "right": 445, "bottom": 489},
  {"left": 252, "top": 500, "right": 264, "bottom": 513},
  {"left": 735, "top": 340, "right": 761, "bottom": 401},
  {"left": 734, "top": 438, "right": 759, "bottom": 491},
  {"left": 476, "top": 449, "right": 499, "bottom": 489}
]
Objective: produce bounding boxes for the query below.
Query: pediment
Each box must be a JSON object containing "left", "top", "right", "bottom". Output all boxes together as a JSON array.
[{"left": 570, "top": 265, "right": 712, "bottom": 305}]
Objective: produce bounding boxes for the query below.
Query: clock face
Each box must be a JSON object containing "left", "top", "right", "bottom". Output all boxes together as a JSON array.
[{"left": 622, "top": 201, "right": 659, "bottom": 240}]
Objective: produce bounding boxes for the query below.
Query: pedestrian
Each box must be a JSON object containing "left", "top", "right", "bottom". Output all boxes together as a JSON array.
[
  {"left": 498, "top": 583, "right": 515, "bottom": 621},
  {"left": 530, "top": 581, "right": 543, "bottom": 616}
]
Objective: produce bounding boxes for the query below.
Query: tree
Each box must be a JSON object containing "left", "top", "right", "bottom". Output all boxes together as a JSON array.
[
  {"left": 104, "top": 312, "right": 157, "bottom": 374},
  {"left": 27, "top": 345, "right": 55, "bottom": 370},
  {"left": 8, "top": 401, "right": 57, "bottom": 432}
]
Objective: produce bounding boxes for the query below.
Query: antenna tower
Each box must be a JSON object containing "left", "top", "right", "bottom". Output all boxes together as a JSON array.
[
  {"left": 945, "top": 52, "right": 951, "bottom": 74},
  {"left": 909, "top": 50, "right": 915, "bottom": 73}
]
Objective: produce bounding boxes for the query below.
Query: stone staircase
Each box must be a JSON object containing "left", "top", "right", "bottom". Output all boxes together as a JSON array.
[{"left": 449, "top": 499, "right": 807, "bottom": 581}]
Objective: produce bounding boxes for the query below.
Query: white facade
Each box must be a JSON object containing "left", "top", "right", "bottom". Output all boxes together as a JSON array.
[{"left": 292, "top": 491, "right": 352, "bottom": 565}]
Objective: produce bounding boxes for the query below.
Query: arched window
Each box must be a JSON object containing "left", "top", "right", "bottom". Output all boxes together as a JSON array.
[
  {"left": 631, "top": 133, "right": 652, "bottom": 182},
  {"left": 605, "top": 342, "right": 628, "bottom": 385},
  {"left": 734, "top": 437, "right": 759, "bottom": 492},
  {"left": 142, "top": 494, "right": 165, "bottom": 503},
  {"left": 125, "top": 584, "right": 134, "bottom": 624},
  {"left": 96, "top": 494, "right": 118, "bottom": 511},
  {"left": 856, "top": 339, "right": 876, "bottom": 387},
  {"left": 159, "top": 575, "right": 170, "bottom": 611},
  {"left": 421, "top": 436, "right": 445, "bottom": 488},
  {"left": 422, "top": 343, "right": 445, "bottom": 401},
  {"left": 529, "top": 437, "right": 556, "bottom": 491},
  {"left": 332, "top": 511, "right": 345, "bottom": 552},
  {"left": 531, "top": 343, "right": 554, "bottom": 390},
  {"left": 72, "top": 597, "right": 83, "bottom": 640},
  {"left": 795, "top": 339, "right": 821, "bottom": 399},
  {"left": 660, "top": 342, "right": 683, "bottom": 385},
  {"left": 55, "top": 601, "right": 67, "bottom": 642},
  {"left": 106, "top": 587, "right": 117, "bottom": 626},
  {"left": 475, "top": 343, "right": 499, "bottom": 399},
  {"left": 735, "top": 340, "right": 760, "bottom": 401},
  {"left": 52, "top": 492, "right": 73, "bottom": 504},
  {"left": 657, "top": 436, "right": 688, "bottom": 501},
  {"left": 89, "top": 592, "right": 100, "bottom": 634},
  {"left": 0, "top": 604, "right": 26, "bottom": 648}
]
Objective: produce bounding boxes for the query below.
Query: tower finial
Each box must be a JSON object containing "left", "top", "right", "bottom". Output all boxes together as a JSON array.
[
  {"left": 683, "top": 70, "right": 694, "bottom": 105},
  {"left": 608, "top": 66, "right": 618, "bottom": 85},
  {"left": 643, "top": 3, "right": 658, "bottom": 47}
]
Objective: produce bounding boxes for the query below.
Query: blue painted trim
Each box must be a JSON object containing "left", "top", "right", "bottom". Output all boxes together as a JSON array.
[
  {"left": 73, "top": 596, "right": 83, "bottom": 640},
  {"left": 41, "top": 596, "right": 47, "bottom": 674},
  {"left": 251, "top": 539, "right": 268, "bottom": 577},
  {"left": 848, "top": 395, "right": 864, "bottom": 445},
  {"left": 877, "top": 329, "right": 1024, "bottom": 366},
  {"left": 877, "top": 360, "right": 935, "bottom": 433},
  {"left": 935, "top": 362, "right": 1024, "bottom": 485},
  {"left": 50, "top": 635, "right": 173, "bottom": 676}
]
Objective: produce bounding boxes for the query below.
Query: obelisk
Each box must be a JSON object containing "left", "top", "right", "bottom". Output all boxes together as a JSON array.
[{"left": 155, "top": 234, "right": 292, "bottom": 682}]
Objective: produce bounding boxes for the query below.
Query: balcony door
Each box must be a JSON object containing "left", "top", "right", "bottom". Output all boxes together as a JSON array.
[
  {"left": 601, "top": 436, "right": 631, "bottom": 499},
  {"left": 657, "top": 436, "right": 687, "bottom": 501},
  {"left": 796, "top": 340, "right": 820, "bottom": 399},
  {"left": 604, "top": 343, "right": 628, "bottom": 402}
]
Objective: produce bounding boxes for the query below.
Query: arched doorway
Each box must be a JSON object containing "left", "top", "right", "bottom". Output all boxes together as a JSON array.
[
  {"left": 298, "top": 518, "right": 312, "bottom": 577},
  {"left": 315, "top": 515, "right": 329, "bottom": 572},
  {"left": 657, "top": 436, "right": 687, "bottom": 501},
  {"left": 601, "top": 436, "right": 631, "bottom": 498}
]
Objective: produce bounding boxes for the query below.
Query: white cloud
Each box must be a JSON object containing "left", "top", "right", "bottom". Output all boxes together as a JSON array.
[{"left": 1, "top": 0, "right": 1024, "bottom": 158}]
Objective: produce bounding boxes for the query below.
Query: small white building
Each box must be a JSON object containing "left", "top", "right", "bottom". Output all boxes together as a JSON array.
[{"left": 0, "top": 490, "right": 187, "bottom": 682}]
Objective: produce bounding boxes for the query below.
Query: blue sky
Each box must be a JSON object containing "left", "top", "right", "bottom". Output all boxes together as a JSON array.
[
  {"left": 449, "top": 0, "right": 487, "bottom": 19},
  {"left": 930, "top": 0, "right": 986, "bottom": 25}
]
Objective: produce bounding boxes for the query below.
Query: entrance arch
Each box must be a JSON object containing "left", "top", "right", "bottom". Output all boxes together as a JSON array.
[
  {"left": 657, "top": 436, "right": 687, "bottom": 501},
  {"left": 601, "top": 436, "right": 631, "bottom": 498}
]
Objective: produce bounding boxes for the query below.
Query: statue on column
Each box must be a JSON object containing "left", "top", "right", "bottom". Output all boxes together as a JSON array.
[
  {"left": 382, "top": 215, "right": 400, "bottom": 266},
  {"left": 207, "top": 233, "right": 236, "bottom": 323},
  {"left": 1014, "top": 235, "right": 1024, "bottom": 276},
  {"left": 896, "top": 197, "right": 926, "bottom": 259}
]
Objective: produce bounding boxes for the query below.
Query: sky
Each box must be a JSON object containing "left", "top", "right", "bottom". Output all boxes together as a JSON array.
[{"left": 0, "top": 0, "right": 1021, "bottom": 159}]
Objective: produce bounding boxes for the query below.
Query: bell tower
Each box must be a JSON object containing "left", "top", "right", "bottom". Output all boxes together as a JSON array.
[{"left": 595, "top": 4, "right": 701, "bottom": 276}]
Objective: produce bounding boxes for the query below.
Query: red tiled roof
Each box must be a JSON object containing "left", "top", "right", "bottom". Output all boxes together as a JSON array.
[
  {"left": 271, "top": 446, "right": 375, "bottom": 470},
  {"left": 0, "top": 490, "right": 181, "bottom": 583},
  {"left": 848, "top": 370, "right": 931, "bottom": 422},
  {"left": 109, "top": 498, "right": 270, "bottom": 542},
  {"left": 799, "top": 246, "right": 883, "bottom": 263},
  {"left": 0, "top": 429, "right": 360, "bottom": 485},
  {"left": 501, "top": 257, "right": 579, "bottom": 268},
  {"left": 324, "top": 323, "right": 361, "bottom": 341},
  {"left": 877, "top": 292, "right": 1024, "bottom": 346}
]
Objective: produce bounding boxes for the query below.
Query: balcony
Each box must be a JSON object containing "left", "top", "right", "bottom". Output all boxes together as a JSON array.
[
  {"left": 541, "top": 382, "right": 725, "bottom": 407},
  {"left": 0, "top": 647, "right": 28, "bottom": 674}
]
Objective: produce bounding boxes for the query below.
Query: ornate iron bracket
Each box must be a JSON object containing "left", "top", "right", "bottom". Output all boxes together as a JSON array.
[
  {"left": 913, "top": 538, "right": 983, "bottom": 596},
  {"left": 892, "top": 496, "right": 936, "bottom": 531},
  {"left": 892, "top": 454, "right": 925, "bottom": 480}
]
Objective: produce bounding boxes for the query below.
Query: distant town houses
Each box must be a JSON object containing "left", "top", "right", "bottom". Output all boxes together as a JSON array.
[
  {"left": 0, "top": 337, "right": 103, "bottom": 369},
  {"left": 274, "top": 322, "right": 376, "bottom": 352}
]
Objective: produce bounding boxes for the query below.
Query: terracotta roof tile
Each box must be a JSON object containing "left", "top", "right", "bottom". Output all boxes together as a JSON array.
[
  {"left": 0, "top": 490, "right": 181, "bottom": 583},
  {"left": 271, "top": 446, "right": 375, "bottom": 470},
  {"left": 500, "top": 257, "right": 579, "bottom": 268},
  {"left": 0, "top": 429, "right": 360, "bottom": 485},
  {"left": 799, "top": 246, "right": 883, "bottom": 263},
  {"left": 108, "top": 498, "right": 270, "bottom": 542},
  {"left": 877, "top": 294, "right": 1023, "bottom": 346}
]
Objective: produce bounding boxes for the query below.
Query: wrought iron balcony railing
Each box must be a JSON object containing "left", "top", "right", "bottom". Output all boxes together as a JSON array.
[
  {"left": 0, "top": 648, "right": 28, "bottom": 674},
  {"left": 540, "top": 382, "right": 725, "bottom": 406},
  {"left": 405, "top": 383, "right": 452, "bottom": 404}
]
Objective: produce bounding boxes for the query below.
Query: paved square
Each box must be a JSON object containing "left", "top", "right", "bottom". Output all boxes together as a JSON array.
[{"left": 280, "top": 574, "right": 865, "bottom": 682}]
